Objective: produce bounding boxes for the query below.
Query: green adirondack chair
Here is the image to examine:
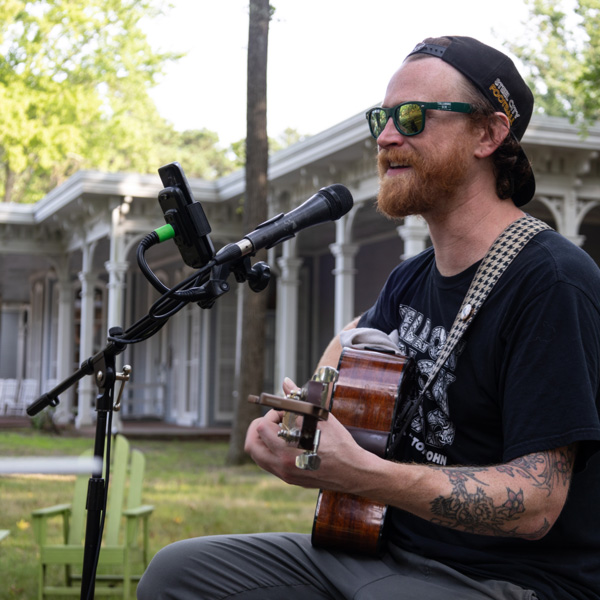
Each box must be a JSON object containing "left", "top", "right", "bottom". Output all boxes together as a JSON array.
[{"left": 31, "top": 435, "right": 154, "bottom": 599}]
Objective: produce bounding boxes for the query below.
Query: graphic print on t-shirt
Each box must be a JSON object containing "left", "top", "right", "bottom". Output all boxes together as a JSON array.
[{"left": 396, "top": 305, "right": 465, "bottom": 465}]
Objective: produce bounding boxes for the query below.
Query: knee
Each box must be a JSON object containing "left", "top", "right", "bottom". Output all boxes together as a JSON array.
[{"left": 137, "top": 542, "right": 183, "bottom": 599}]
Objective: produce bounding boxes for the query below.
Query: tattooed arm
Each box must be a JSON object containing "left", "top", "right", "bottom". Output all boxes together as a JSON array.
[
  {"left": 367, "top": 444, "right": 577, "bottom": 540},
  {"left": 247, "top": 408, "right": 577, "bottom": 540}
]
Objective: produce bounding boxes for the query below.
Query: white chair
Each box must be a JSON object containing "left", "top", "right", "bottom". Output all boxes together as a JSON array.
[
  {"left": 12, "top": 379, "right": 39, "bottom": 416},
  {"left": 1, "top": 379, "right": 20, "bottom": 415}
]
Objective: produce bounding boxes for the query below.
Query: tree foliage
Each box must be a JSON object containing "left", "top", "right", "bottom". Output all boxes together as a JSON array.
[
  {"left": 0, "top": 0, "right": 236, "bottom": 203},
  {"left": 156, "top": 128, "right": 239, "bottom": 180},
  {"left": 507, "top": 0, "right": 600, "bottom": 125},
  {"left": 226, "top": 127, "right": 307, "bottom": 170},
  {"left": 0, "top": 1, "right": 307, "bottom": 203},
  {"left": 0, "top": 0, "right": 172, "bottom": 202}
]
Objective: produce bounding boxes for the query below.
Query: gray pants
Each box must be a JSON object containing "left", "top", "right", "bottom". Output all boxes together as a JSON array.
[{"left": 136, "top": 532, "right": 537, "bottom": 599}]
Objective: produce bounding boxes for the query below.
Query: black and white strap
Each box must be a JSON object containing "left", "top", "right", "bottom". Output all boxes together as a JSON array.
[{"left": 393, "top": 214, "right": 552, "bottom": 442}]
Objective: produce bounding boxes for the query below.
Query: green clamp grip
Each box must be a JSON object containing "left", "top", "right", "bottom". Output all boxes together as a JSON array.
[{"left": 155, "top": 224, "right": 175, "bottom": 243}]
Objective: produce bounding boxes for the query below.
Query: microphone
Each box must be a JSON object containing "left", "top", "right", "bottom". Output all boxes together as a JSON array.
[{"left": 215, "top": 184, "right": 353, "bottom": 265}]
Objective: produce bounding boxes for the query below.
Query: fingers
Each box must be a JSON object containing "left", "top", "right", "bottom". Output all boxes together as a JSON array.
[
  {"left": 245, "top": 414, "right": 304, "bottom": 481},
  {"left": 244, "top": 409, "right": 280, "bottom": 453},
  {"left": 282, "top": 377, "right": 298, "bottom": 396}
]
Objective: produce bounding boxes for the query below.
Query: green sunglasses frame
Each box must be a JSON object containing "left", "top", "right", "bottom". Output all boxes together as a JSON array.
[{"left": 366, "top": 101, "right": 474, "bottom": 139}]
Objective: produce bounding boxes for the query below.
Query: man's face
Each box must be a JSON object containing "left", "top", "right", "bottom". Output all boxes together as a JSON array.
[{"left": 375, "top": 59, "right": 479, "bottom": 220}]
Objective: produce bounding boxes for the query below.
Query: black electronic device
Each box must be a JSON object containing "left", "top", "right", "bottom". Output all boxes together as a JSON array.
[{"left": 158, "top": 162, "right": 215, "bottom": 268}]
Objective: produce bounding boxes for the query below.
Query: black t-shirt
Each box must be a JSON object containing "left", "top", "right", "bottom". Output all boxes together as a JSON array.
[{"left": 358, "top": 229, "right": 600, "bottom": 600}]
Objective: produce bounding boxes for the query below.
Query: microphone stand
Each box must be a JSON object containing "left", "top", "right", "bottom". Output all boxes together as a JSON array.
[
  {"left": 80, "top": 349, "right": 116, "bottom": 600},
  {"left": 27, "top": 254, "right": 271, "bottom": 600}
]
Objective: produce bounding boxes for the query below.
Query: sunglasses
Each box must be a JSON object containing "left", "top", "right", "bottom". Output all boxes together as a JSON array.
[{"left": 366, "top": 101, "right": 474, "bottom": 139}]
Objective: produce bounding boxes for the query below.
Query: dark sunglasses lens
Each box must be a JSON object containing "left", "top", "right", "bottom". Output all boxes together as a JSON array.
[
  {"left": 396, "top": 103, "right": 424, "bottom": 135},
  {"left": 368, "top": 109, "right": 388, "bottom": 138}
]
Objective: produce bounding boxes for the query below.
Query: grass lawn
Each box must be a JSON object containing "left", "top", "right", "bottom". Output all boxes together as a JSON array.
[{"left": 0, "top": 429, "right": 317, "bottom": 599}]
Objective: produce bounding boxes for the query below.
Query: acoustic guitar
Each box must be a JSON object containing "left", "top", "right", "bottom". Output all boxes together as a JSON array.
[{"left": 249, "top": 347, "right": 416, "bottom": 555}]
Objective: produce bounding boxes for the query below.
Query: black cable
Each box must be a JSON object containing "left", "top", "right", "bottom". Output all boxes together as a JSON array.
[
  {"left": 137, "top": 232, "right": 171, "bottom": 295},
  {"left": 147, "top": 262, "right": 214, "bottom": 320},
  {"left": 108, "top": 253, "right": 215, "bottom": 347}
]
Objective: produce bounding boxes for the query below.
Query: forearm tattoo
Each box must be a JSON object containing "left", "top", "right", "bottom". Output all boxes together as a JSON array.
[{"left": 429, "top": 445, "right": 576, "bottom": 538}]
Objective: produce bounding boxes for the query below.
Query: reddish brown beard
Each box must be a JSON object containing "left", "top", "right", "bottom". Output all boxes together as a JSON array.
[{"left": 376, "top": 144, "right": 473, "bottom": 219}]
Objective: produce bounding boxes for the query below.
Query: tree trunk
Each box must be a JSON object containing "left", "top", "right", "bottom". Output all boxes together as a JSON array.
[
  {"left": 226, "top": 0, "right": 271, "bottom": 465},
  {"left": 4, "top": 165, "right": 15, "bottom": 203}
]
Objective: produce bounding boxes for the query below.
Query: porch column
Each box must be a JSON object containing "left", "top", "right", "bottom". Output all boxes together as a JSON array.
[
  {"left": 104, "top": 261, "right": 129, "bottom": 332},
  {"left": 275, "top": 239, "right": 303, "bottom": 388},
  {"left": 16, "top": 304, "right": 28, "bottom": 384},
  {"left": 397, "top": 215, "right": 430, "bottom": 259},
  {"left": 106, "top": 203, "right": 129, "bottom": 330},
  {"left": 76, "top": 270, "right": 97, "bottom": 428},
  {"left": 104, "top": 260, "right": 129, "bottom": 432},
  {"left": 329, "top": 241, "right": 359, "bottom": 333},
  {"left": 559, "top": 191, "right": 587, "bottom": 247},
  {"left": 53, "top": 276, "right": 74, "bottom": 425}
]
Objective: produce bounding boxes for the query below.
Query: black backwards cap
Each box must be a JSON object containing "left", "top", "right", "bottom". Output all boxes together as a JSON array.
[{"left": 407, "top": 36, "right": 536, "bottom": 206}]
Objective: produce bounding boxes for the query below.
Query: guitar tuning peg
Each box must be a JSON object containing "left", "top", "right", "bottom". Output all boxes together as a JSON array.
[
  {"left": 312, "top": 366, "right": 339, "bottom": 384},
  {"left": 277, "top": 411, "right": 302, "bottom": 444},
  {"left": 296, "top": 452, "right": 321, "bottom": 471},
  {"left": 295, "top": 430, "right": 322, "bottom": 471},
  {"left": 307, "top": 367, "right": 339, "bottom": 412}
]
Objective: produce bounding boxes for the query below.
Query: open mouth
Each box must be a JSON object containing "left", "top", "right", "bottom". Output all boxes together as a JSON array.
[
  {"left": 387, "top": 162, "right": 411, "bottom": 174},
  {"left": 378, "top": 151, "right": 414, "bottom": 177}
]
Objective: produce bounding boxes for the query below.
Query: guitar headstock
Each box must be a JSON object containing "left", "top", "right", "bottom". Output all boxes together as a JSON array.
[{"left": 248, "top": 366, "right": 339, "bottom": 470}]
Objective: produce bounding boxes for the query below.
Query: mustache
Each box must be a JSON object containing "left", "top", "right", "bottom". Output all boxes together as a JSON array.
[{"left": 377, "top": 148, "right": 422, "bottom": 170}]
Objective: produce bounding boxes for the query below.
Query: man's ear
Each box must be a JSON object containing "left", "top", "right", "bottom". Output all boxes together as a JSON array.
[{"left": 474, "top": 112, "right": 511, "bottom": 159}]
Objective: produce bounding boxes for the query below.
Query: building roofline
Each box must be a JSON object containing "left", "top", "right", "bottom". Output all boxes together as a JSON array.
[{"left": 0, "top": 113, "right": 597, "bottom": 225}]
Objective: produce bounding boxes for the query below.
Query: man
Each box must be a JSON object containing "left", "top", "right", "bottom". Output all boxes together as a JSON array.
[{"left": 138, "top": 37, "right": 600, "bottom": 599}]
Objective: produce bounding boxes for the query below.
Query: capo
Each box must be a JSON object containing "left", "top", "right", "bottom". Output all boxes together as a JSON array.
[{"left": 247, "top": 366, "right": 339, "bottom": 470}]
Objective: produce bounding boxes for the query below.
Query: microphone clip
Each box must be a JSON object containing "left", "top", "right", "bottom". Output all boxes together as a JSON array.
[
  {"left": 186, "top": 257, "right": 270, "bottom": 310},
  {"left": 210, "top": 256, "right": 271, "bottom": 297}
]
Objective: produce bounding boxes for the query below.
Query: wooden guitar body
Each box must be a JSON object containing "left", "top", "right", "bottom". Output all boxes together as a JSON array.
[{"left": 311, "top": 347, "right": 416, "bottom": 555}]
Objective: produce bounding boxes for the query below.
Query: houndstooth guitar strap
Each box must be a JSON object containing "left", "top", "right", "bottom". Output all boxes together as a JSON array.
[{"left": 392, "top": 214, "right": 552, "bottom": 444}]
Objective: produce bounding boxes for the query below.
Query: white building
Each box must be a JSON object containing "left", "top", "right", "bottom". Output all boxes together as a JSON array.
[{"left": 1, "top": 112, "right": 599, "bottom": 428}]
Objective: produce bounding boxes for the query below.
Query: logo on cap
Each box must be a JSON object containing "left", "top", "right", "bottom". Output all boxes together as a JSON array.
[{"left": 489, "top": 78, "right": 521, "bottom": 127}]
